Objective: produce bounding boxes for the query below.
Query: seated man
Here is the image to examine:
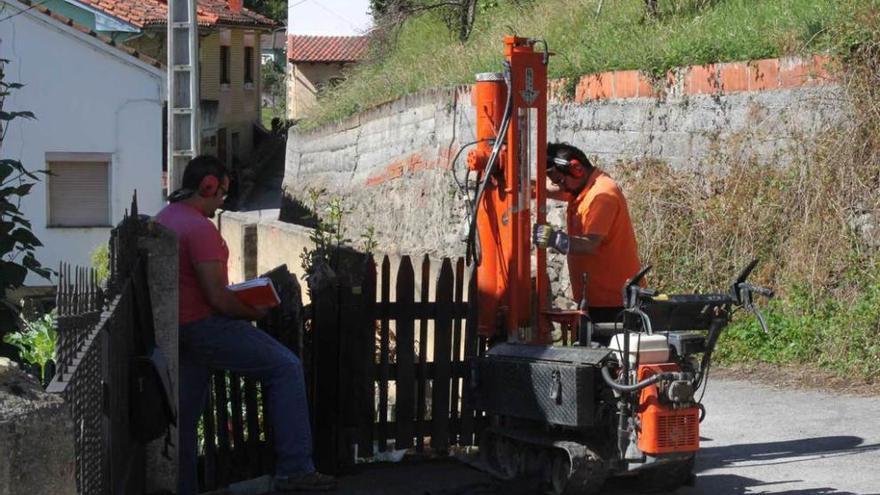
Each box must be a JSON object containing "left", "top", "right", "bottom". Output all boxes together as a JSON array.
[{"left": 155, "top": 155, "right": 335, "bottom": 494}]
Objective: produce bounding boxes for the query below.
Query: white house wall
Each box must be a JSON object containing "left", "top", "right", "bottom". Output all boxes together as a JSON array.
[{"left": 0, "top": 6, "right": 165, "bottom": 285}]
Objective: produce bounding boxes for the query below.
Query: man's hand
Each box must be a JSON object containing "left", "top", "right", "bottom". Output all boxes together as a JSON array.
[
  {"left": 195, "top": 261, "right": 271, "bottom": 321},
  {"left": 533, "top": 224, "right": 570, "bottom": 254}
]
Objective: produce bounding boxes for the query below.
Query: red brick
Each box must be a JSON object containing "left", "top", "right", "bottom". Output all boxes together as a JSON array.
[
  {"left": 749, "top": 58, "right": 779, "bottom": 91},
  {"left": 637, "top": 73, "right": 657, "bottom": 98},
  {"left": 810, "top": 54, "right": 837, "bottom": 84},
  {"left": 613, "top": 70, "right": 639, "bottom": 98},
  {"left": 586, "top": 73, "right": 613, "bottom": 100},
  {"left": 574, "top": 76, "right": 590, "bottom": 103},
  {"left": 779, "top": 57, "right": 810, "bottom": 88},
  {"left": 720, "top": 62, "right": 749, "bottom": 93},
  {"left": 684, "top": 64, "right": 718, "bottom": 95}
]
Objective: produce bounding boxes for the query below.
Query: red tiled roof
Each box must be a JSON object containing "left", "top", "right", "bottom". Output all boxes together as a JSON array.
[
  {"left": 73, "top": 0, "right": 275, "bottom": 29},
  {"left": 18, "top": 0, "right": 163, "bottom": 69},
  {"left": 288, "top": 35, "right": 369, "bottom": 63}
]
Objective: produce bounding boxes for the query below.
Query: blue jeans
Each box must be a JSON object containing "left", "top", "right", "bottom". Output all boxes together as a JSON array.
[{"left": 178, "top": 315, "right": 315, "bottom": 495}]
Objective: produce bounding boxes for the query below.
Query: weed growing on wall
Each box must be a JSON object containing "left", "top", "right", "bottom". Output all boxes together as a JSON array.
[{"left": 3, "top": 311, "right": 57, "bottom": 383}]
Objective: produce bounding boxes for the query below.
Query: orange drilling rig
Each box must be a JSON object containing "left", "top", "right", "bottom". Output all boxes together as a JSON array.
[{"left": 463, "top": 37, "right": 773, "bottom": 494}]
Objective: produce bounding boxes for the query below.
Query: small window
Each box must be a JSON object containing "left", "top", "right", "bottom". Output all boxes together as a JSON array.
[
  {"left": 244, "top": 46, "right": 254, "bottom": 84},
  {"left": 221, "top": 45, "right": 231, "bottom": 84},
  {"left": 47, "top": 157, "right": 110, "bottom": 227}
]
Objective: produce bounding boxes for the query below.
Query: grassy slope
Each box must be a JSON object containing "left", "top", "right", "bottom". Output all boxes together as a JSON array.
[{"left": 305, "top": 0, "right": 866, "bottom": 126}]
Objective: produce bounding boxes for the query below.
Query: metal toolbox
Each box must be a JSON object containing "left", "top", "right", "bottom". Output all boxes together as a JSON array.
[{"left": 468, "top": 344, "right": 610, "bottom": 428}]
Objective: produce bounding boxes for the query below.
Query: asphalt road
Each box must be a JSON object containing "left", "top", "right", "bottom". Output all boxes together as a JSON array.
[{"left": 287, "top": 378, "right": 880, "bottom": 495}]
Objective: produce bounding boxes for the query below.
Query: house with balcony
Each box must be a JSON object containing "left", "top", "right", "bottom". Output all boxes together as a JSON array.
[{"left": 42, "top": 0, "right": 275, "bottom": 169}]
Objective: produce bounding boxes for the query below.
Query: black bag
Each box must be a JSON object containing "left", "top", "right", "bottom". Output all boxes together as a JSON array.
[
  {"left": 128, "top": 256, "right": 177, "bottom": 449},
  {"left": 130, "top": 347, "right": 176, "bottom": 443}
]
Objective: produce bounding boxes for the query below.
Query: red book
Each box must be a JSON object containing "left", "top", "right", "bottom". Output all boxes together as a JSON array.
[{"left": 227, "top": 277, "right": 280, "bottom": 309}]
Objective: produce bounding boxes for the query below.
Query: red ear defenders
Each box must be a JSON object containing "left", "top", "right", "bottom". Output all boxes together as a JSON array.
[
  {"left": 551, "top": 156, "right": 585, "bottom": 177},
  {"left": 198, "top": 175, "right": 220, "bottom": 198}
]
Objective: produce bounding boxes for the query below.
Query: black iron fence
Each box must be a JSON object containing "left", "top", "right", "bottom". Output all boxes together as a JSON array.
[{"left": 47, "top": 196, "right": 151, "bottom": 495}]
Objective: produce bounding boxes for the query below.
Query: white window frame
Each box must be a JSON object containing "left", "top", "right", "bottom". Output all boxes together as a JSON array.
[{"left": 45, "top": 152, "right": 112, "bottom": 228}]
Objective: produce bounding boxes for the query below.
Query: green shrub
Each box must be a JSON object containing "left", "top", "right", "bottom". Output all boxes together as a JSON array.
[
  {"left": 91, "top": 244, "right": 110, "bottom": 285},
  {"left": 3, "top": 311, "right": 57, "bottom": 382}
]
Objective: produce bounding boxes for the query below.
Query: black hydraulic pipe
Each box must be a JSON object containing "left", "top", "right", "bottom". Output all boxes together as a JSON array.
[{"left": 601, "top": 366, "right": 683, "bottom": 393}]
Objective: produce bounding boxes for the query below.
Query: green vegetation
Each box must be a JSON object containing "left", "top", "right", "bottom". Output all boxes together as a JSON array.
[
  {"left": 3, "top": 311, "right": 57, "bottom": 382},
  {"left": 305, "top": 0, "right": 872, "bottom": 126},
  {"left": 90, "top": 244, "right": 110, "bottom": 286},
  {"left": 617, "top": 31, "right": 880, "bottom": 377}
]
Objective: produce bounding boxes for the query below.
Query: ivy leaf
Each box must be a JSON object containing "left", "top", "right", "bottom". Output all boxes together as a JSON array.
[
  {"left": 11, "top": 228, "right": 42, "bottom": 248},
  {"left": 0, "top": 110, "right": 36, "bottom": 121},
  {"left": 1, "top": 261, "right": 28, "bottom": 288},
  {"left": 0, "top": 183, "right": 34, "bottom": 197},
  {"left": 0, "top": 163, "right": 12, "bottom": 182},
  {"left": 0, "top": 235, "right": 14, "bottom": 254},
  {"left": 23, "top": 253, "right": 52, "bottom": 280}
]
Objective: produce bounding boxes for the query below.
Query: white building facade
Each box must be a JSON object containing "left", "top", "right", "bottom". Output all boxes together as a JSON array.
[{"left": 0, "top": 0, "right": 166, "bottom": 285}]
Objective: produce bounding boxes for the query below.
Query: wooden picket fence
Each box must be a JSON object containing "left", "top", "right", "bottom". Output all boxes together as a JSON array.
[{"left": 307, "top": 254, "right": 489, "bottom": 473}]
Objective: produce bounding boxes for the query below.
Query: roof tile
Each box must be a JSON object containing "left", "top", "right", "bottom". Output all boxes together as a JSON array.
[
  {"left": 72, "top": 0, "right": 274, "bottom": 29},
  {"left": 288, "top": 35, "right": 369, "bottom": 63},
  {"left": 19, "top": 0, "right": 164, "bottom": 69}
]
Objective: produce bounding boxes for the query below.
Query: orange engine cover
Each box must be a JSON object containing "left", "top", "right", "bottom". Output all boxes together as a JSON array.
[{"left": 637, "top": 364, "right": 700, "bottom": 455}]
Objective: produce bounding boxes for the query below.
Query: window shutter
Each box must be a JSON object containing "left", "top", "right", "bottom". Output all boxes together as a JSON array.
[{"left": 48, "top": 161, "right": 110, "bottom": 227}]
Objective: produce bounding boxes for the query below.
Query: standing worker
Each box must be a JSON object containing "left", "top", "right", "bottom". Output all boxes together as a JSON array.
[
  {"left": 533, "top": 142, "right": 642, "bottom": 325},
  {"left": 155, "top": 155, "right": 336, "bottom": 494}
]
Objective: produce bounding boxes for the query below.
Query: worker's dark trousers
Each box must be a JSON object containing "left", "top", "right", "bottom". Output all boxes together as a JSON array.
[{"left": 177, "top": 315, "right": 315, "bottom": 495}]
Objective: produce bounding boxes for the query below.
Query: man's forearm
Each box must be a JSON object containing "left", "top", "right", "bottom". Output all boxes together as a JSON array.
[
  {"left": 209, "top": 290, "right": 264, "bottom": 321},
  {"left": 567, "top": 234, "right": 601, "bottom": 255}
]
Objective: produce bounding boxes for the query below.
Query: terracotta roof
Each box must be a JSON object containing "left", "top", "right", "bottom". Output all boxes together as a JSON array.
[
  {"left": 18, "top": 0, "right": 163, "bottom": 69},
  {"left": 288, "top": 35, "right": 369, "bottom": 63},
  {"left": 72, "top": 0, "right": 275, "bottom": 29}
]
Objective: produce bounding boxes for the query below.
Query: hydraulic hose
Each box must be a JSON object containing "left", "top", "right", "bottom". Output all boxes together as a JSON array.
[
  {"left": 601, "top": 366, "right": 684, "bottom": 393},
  {"left": 466, "top": 62, "right": 514, "bottom": 267}
]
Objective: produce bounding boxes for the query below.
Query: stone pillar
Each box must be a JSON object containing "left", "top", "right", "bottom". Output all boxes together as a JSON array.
[
  {"left": 139, "top": 222, "right": 180, "bottom": 493},
  {"left": 0, "top": 358, "right": 75, "bottom": 495}
]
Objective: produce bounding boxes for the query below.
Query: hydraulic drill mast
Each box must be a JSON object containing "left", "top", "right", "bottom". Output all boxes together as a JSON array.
[{"left": 467, "top": 36, "right": 551, "bottom": 344}]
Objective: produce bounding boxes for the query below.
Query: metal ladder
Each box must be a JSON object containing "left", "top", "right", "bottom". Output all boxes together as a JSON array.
[{"left": 167, "top": 0, "right": 200, "bottom": 192}]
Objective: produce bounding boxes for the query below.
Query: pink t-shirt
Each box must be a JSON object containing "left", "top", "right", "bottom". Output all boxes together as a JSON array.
[{"left": 155, "top": 202, "right": 229, "bottom": 325}]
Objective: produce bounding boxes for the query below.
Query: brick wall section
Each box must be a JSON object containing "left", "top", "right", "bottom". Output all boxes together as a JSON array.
[
  {"left": 554, "top": 55, "right": 837, "bottom": 102},
  {"left": 282, "top": 54, "right": 847, "bottom": 283}
]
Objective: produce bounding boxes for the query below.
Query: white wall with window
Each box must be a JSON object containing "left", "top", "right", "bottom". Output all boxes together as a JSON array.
[{"left": 0, "top": 5, "right": 165, "bottom": 285}]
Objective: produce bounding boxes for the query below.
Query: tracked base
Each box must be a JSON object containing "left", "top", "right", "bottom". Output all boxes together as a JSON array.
[{"left": 478, "top": 427, "right": 608, "bottom": 495}]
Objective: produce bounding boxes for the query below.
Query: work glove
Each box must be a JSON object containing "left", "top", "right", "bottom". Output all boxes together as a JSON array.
[{"left": 533, "top": 224, "right": 570, "bottom": 254}]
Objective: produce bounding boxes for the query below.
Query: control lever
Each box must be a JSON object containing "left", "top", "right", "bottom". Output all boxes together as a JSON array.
[
  {"left": 622, "top": 265, "right": 656, "bottom": 334},
  {"left": 730, "top": 259, "right": 774, "bottom": 334}
]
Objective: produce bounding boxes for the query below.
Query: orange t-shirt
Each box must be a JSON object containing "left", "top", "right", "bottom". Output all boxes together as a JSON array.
[{"left": 566, "top": 169, "right": 641, "bottom": 307}]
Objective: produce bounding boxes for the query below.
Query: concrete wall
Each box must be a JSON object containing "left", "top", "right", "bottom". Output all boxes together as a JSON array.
[
  {"left": 0, "top": 359, "right": 75, "bottom": 495},
  {"left": 0, "top": 5, "right": 165, "bottom": 285},
  {"left": 281, "top": 56, "right": 846, "bottom": 264}
]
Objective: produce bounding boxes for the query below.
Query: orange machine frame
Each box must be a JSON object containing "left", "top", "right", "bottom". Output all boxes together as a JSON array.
[
  {"left": 468, "top": 36, "right": 551, "bottom": 344},
  {"left": 636, "top": 364, "right": 701, "bottom": 455}
]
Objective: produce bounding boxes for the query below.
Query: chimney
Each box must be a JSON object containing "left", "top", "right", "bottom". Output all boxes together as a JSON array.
[{"left": 229, "top": 0, "right": 242, "bottom": 13}]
